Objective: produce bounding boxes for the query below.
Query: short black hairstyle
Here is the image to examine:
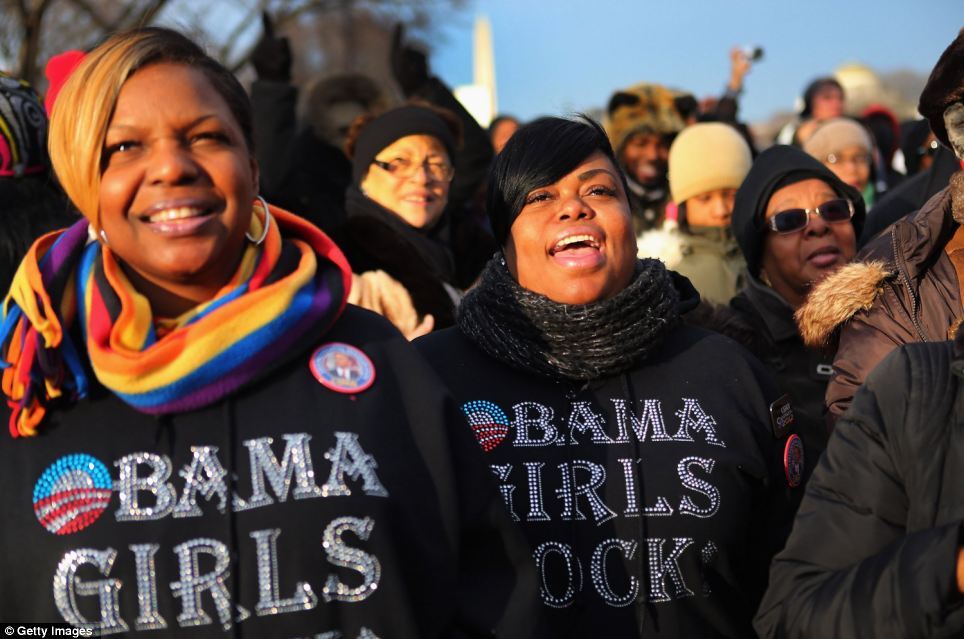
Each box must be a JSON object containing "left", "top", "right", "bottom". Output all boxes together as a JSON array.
[
  {"left": 801, "top": 77, "right": 844, "bottom": 118},
  {"left": 486, "top": 115, "right": 628, "bottom": 245}
]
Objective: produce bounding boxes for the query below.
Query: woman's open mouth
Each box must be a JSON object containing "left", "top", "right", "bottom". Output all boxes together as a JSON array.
[
  {"left": 549, "top": 232, "right": 604, "bottom": 269},
  {"left": 807, "top": 246, "right": 842, "bottom": 268}
]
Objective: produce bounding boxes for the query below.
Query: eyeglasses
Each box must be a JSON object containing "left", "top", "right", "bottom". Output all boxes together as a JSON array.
[
  {"left": 826, "top": 152, "right": 871, "bottom": 167},
  {"left": 372, "top": 157, "right": 454, "bottom": 182},
  {"left": 766, "top": 198, "right": 854, "bottom": 234}
]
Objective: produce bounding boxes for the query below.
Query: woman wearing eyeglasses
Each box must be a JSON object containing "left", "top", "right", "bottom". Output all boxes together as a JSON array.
[
  {"left": 703, "top": 144, "right": 863, "bottom": 468},
  {"left": 337, "top": 105, "right": 463, "bottom": 336},
  {"left": 803, "top": 117, "right": 877, "bottom": 207}
]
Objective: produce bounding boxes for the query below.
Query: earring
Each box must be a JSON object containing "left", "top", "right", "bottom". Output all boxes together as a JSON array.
[
  {"left": 100, "top": 229, "right": 109, "bottom": 245},
  {"left": 246, "top": 196, "right": 271, "bottom": 245}
]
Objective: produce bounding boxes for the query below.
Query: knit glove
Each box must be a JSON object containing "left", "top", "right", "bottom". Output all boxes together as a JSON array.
[
  {"left": 349, "top": 270, "right": 434, "bottom": 339},
  {"left": 390, "top": 23, "right": 429, "bottom": 97},
  {"left": 251, "top": 11, "right": 291, "bottom": 83}
]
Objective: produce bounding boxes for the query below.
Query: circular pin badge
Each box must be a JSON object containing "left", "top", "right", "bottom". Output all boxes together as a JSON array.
[
  {"left": 310, "top": 342, "right": 376, "bottom": 394},
  {"left": 461, "top": 400, "right": 510, "bottom": 452},
  {"left": 783, "top": 434, "right": 805, "bottom": 488},
  {"left": 33, "top": 453, "right": 113, "bottom": 535}
]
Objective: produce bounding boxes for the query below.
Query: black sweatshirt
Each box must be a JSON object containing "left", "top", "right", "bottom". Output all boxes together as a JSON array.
[
  {"left": 0, "top": 306, "right": 537, "bottom": 638},
  {"left": 417, "top": 323, "right": 803, "bottom": 638}
]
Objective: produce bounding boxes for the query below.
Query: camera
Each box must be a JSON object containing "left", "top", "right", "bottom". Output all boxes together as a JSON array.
[{"left": 742, "top": 46, "right": 764, "bottom": 62}]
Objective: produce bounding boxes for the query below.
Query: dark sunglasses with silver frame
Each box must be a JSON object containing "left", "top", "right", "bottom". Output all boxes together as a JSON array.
[{"left": 766, "top": 197, "right": 854, "bottom": 234}]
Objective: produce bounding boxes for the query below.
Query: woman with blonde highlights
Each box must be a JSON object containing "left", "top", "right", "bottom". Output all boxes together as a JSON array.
[{"left": 0, "top": 27, "right": 533, "bottom": 638}]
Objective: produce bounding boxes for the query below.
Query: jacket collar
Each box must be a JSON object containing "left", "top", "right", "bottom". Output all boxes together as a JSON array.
[
  {"left": 890, "top": 184, "right": 957, "bottom": 281},
  {"left": 734, "top": 271, "right": 800, "bottom": 343}
]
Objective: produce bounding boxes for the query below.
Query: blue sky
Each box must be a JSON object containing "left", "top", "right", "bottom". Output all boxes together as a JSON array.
[{"left": 428, "top": 0, "right": 962, "bottom": 123}]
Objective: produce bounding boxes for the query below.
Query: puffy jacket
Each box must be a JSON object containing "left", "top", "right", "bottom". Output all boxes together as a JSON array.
[
  {"left": 797, "top": 177, "right": 964, "bottom": 423},
  {"left": 637, "top": 225, "right": 745, "bottom": 305},
  {"left": 755, "top": 327, "right": 964, "bottom": 638}
]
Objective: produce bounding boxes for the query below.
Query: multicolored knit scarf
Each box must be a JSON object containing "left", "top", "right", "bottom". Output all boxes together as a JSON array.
[{"left": 0, "top": 201, "right": 351, "bottom": 437}]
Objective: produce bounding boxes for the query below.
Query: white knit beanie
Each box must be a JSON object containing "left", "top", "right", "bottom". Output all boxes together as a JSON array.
[
  {"left": 802, "top": 117, "right": 873, "bottom": 161},
  {"left": 668, "top": 123, "right": 752, "bottom": 204}
]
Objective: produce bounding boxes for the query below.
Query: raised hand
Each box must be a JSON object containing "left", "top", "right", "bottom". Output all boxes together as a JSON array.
[
  {"left": 390, "top": 23, "right": 428, "bottom": 96},
  {"left": 251, "top": 11, "right": 292, "bottom": 83}
]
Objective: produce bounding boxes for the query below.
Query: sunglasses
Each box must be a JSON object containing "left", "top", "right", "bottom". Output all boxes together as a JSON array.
[{"left": 766, "top": 198, "right": 854, "bottom": 234}]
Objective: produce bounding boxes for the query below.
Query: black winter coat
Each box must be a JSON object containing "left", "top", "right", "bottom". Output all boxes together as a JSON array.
[
  {"left": 335, "top": 187, "right": 460, "bottom": 328},
  {"left": 0, "top": 306, "right": 536, "bottom": 638},
  {"left": 250, "top": 79, "right": 352, "bottom": 236},
  {"left": 417, "top": 323, "right": 802, "bottom": 638},
  {"left": 687, "top": 274, "right": 834, "bottom": 469},
  {"left": 755, "top": 329, "right": 964, "bottom": 638}
]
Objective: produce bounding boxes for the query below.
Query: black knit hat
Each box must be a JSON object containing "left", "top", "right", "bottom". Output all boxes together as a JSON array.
[
  {"left": 918, "top": 28, "right": 964, "bottom": 150},
  {"left": 350, "top": 105, "right": 456, "bottom": 185},
  {"left": 730, "top": 145, "right": 865, "bottom": 277}
]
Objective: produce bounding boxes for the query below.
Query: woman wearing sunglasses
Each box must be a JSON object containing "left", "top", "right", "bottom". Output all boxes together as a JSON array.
[
  {"left": 336, "top": 105, "right": 463, "bottom": 336},
  {"left": 713, "top": 144, "right": 864, "bottom": 469}
]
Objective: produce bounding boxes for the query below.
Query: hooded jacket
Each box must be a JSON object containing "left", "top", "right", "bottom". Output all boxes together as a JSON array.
[
  {"left": 711, "top": 145, "right": 864, "bottom": 445},
  {"left": 755, "top": 326, "right": 964, "bottom": 639},
  {"left": 0, "top": 305, "right": 537, "bottom": 638},
  {"left": 686, "top": 274, "right": 833, "bottom": 475},
  {"left": 730, "top": 145, "right": 866, "bottom": 280},
  {"left": 416, "top": 275, "right": 802, "bottom": 638},
  {"left": 796, "top": 173, "right": 964, "bottom": 422}
]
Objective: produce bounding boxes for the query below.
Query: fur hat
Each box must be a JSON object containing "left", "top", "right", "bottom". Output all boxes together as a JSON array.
[
  {"left": 668, "top": 123, "right": 751, "bottom": 204},
  {"left": 604, "top": 83, "right": 687, "bottom": 153},
  {"left": 918, "top": 28, "right": 964, "bottom": 150},
  {"left": 0, "top": 72, "right": 48, "bottom": 178},
  {"left": 803, "top": 118, "right": 873, "bottom": 162},
  {"left": 301, "top": 73, "right": 389, "bottom": 146}
]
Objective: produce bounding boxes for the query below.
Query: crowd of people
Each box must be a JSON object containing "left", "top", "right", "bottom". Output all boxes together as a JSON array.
[{"left": 0, "top": 15, "right": 961, "bottom": 639}]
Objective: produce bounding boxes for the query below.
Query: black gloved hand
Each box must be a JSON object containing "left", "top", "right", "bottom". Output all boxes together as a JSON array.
[
  {"left": 251, "top": 11, "right": 292, "bottom": 83},
  {"left": 390, "top": 23, "right": 429, "bottom": 96}
]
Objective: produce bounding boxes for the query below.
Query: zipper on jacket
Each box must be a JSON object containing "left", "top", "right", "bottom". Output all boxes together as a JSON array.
[{"left": 892, "top": 231, "right": 929, "bottom": 342}]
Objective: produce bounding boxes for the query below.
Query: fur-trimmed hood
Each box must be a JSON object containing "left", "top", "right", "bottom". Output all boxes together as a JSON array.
[{"left": 795, "top": 261, "right": 894, "bottom": 348}]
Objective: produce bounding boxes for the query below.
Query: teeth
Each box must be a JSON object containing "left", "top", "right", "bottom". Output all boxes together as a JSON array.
[
  {"left": 147, "top": 207, "right": 204, "bottom": 223},
  {"left": 553, "top": 234, "right": 599, "bottom": 252}
]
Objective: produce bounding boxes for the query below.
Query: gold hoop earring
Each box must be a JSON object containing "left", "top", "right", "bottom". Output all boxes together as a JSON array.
[{"left": 246, "top": 196, "right": 271, "bottom": 245}]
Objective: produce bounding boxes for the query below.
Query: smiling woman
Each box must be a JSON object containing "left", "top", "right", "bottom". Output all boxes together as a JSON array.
[
  {"left": 335, "top": 105, "right": 465, "bottom": 333},
  {"left": 416, "top": 116, "right": 805, "bottom": 637},
  {"left": 0, "top": 27, "right": 536, "bottom": 637}
]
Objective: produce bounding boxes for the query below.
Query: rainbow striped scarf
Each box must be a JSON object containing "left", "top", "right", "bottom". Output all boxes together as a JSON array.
[{"left": 0, "top": 201, "right": 351, "bottom": 437}]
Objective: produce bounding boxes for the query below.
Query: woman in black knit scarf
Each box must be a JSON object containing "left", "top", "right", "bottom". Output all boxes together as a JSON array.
[{"left": 417, "top": 116, "right": 805, "bottom": 638}]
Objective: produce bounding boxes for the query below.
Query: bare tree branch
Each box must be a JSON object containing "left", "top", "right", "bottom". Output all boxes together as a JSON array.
[
  {"left": 63, "top": 0, "right": 110, "bottom": 30},
  {"left": 216, "top": 0, "right": 269, "bottom": 63}
]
